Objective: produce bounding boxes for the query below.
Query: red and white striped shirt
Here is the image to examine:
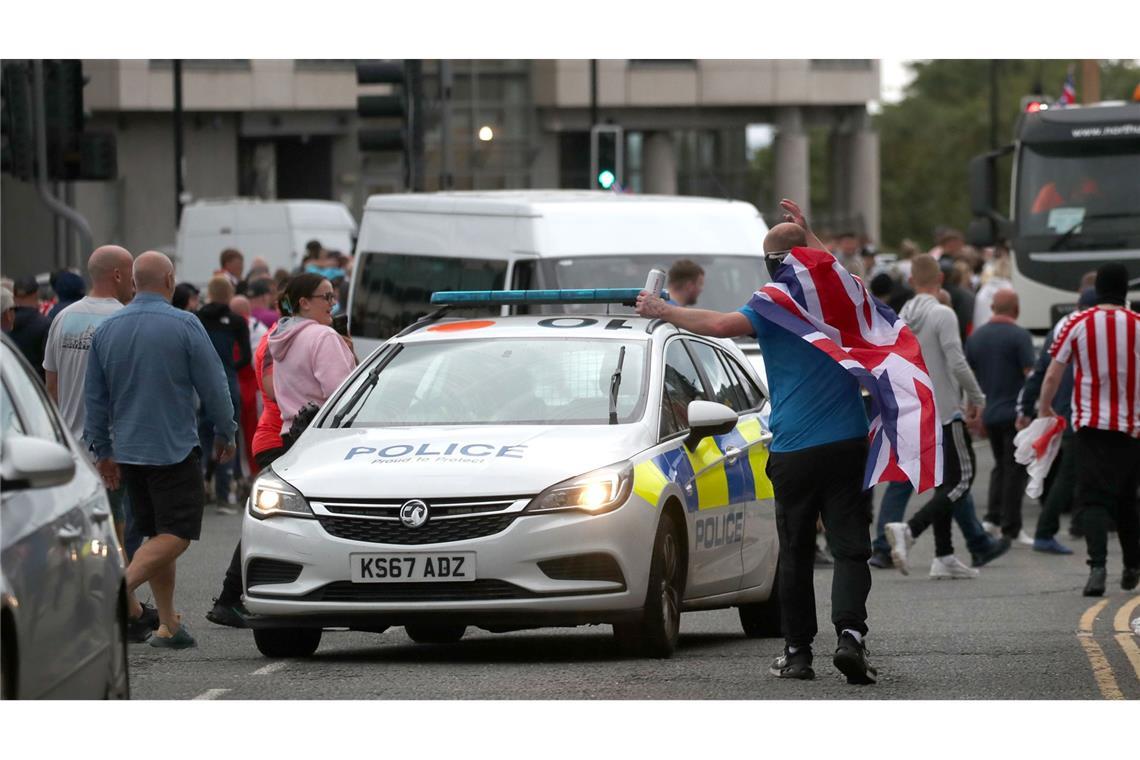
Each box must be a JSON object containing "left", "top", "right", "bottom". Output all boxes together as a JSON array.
[{"left": 1049, "top": 306, "right": 1140, "bottom": 437}]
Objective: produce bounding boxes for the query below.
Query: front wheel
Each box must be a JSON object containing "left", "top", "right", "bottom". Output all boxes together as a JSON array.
[
  {"left": 405, "top": 624, "right": 466, "bottom": 644},
  {"left": 254, "top": 627, "right": 322, "bottom": 658},
  {"left": 738, "top": 571, "right": 782, "bottom": 638},
  {"left": 104, "top": 599, "right": 130, "bottom": 699},
  {"left": 613, "top": 511, "right": 684, "bottom": 658}
]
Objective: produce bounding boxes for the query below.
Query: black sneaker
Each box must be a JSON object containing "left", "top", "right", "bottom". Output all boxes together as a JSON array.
[
  {"left": 972, "top": 537, "right": 1011, "bottom": 568},
  {"left": 206, "top": 598, "right": 249, "bottom": 629},
  {"left": 833, "top": 632, "right": 877, "bottom": 685},
  {"left": 1122, "top": 567, "right": 1139, "bottom": 592},
  {"left": 127, "top": 602, "right": 159, "bottom": 643},
  {"left": 769, "top": 646, "right": 814, "bottom": 680},
  {"left": 1083, "top": 566, "right": 1107, "bottom": 597},
  {"left": 867, "top": 550, "right": 894, "bottom": 569}
]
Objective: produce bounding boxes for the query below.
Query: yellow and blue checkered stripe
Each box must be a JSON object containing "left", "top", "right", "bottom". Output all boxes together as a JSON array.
[{"left": 633, "top": 417, "right": 774, "bottom": 511}]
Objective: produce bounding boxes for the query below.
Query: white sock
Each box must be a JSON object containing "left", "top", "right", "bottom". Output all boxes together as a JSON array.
[
  {"left": 842, "top": 629, "right": 863, "bottom": 644},
  {"left": 788, "top": 645, "right": 801, "bottom": 654}
]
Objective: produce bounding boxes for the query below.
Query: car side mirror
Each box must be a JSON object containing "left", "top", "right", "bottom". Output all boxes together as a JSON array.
[
  {"left": 0, "top": 435, "right": 76, "bottom": 491},
  {"left": 685, "top": 400, "right": 738, "bottom": 451}
]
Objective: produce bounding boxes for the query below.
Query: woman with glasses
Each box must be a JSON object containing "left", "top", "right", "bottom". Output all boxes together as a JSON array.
[{"left": 267, "top": 273, "right": 356, "bottom": 441}]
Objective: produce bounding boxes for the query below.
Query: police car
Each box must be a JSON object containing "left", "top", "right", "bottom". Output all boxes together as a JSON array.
[{"left": 241, "top": 288, "right": 780, "bottom": 659}]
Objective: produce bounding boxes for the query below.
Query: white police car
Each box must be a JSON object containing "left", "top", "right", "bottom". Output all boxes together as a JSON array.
[{"left": 242, "top": 288, "right": 780, "bottom": 659}]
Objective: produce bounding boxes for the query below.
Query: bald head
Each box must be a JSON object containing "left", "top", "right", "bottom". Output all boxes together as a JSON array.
[
  {"left": 230, "top": 295, "right": 251, "bottom": 319},
  {"left": 133, "top": 251, "right": 176, "bottom": 299},
  {"left": 763, "top": 223, "right": 808, "bottom": 254},
  {"left": 991, "top": 289, "right": 1019, "bottom": 317},
  {"left": 87, "top": 245, "right": 134, "bottom": 303}
]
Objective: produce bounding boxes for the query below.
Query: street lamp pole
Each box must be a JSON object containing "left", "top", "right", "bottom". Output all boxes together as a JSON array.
[{"left": 173, "top": 59, "right": 185, "bottom": 224}]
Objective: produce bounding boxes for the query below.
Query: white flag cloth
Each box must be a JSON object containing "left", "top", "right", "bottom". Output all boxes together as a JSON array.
[{"left": 1013, "top": 417, "right": 1067, "bottom": 499}]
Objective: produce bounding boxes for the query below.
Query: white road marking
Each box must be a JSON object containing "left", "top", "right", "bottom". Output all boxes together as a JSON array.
[
  {"left": 193, "top": 688, "right": 230, "bottom": 700},
  {"left": 252, "top": 661, "right": 288, "bottom": 676}
]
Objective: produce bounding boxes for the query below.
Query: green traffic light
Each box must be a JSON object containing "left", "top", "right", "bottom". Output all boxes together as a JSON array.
[{"left": 597, "top": 170, "right": 616, "bottom": 189}]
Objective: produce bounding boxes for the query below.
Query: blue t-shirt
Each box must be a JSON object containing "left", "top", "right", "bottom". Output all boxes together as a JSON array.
[{"left": 738, "top": 304, "right": 868, "bottom": 453}]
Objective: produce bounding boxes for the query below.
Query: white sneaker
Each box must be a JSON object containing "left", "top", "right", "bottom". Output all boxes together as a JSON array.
[
  {"left": 982, "top": 520, "right": 1002, "bottom": 539},
  {"left": 930, "top": 555, "right": 980, "bottom": 580},
  {"left": 1016, "top": 530, "right": 1035, "bottom": 546},
  {"left": 215, "top": 504, "right": 238, "bottom": 516},
  {"left": 884, "top": 522, "right": 914, "bottom": 576}
]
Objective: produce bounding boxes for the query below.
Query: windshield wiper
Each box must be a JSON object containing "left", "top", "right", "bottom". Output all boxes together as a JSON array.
[
  {"left": 331, "top": 347, "right": 399, "bottom": 428},
  {"left": 1048, "top": 212, "right": 1140, "bottom": 251},
  {"left": 608, "top": 346, "right": 627, "bottom": 425}
]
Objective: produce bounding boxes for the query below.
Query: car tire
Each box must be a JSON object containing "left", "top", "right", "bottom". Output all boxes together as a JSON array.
[
  {"left": 613, "top": 510, "right": 683, "bottom": 659},
  {"left": 738, "top": 571, "right": 782, "bottom": 639},
  {"left": 104, "top": 599, "right": 131, "bottom": 699},
  {"left": 253, "top": 627, "right": 322, "bottom": 658},
  {"left": 405, "top": 624, "right": 467, "bottom": 644}
]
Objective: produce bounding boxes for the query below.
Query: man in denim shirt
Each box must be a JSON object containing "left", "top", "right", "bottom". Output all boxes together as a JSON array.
[{"left": 85, "top": 251, "right": 237, "bottom": 649}]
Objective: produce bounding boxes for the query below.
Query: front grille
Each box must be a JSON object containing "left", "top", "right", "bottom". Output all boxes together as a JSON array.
[
  {"left": 316, "top": 495, "right": 528, "bottom": 518},
  {"left": 294, "top": 580, "right": 536, "bottom": 602},
  {"left": 538, "top": 553, "right": 626, "bottom": 585},
  {"left": 246, "top": 558, "right": 303, "bottom": 587},
  {"left": 317, "top": 514, "right": 518, "bottom": 545}
]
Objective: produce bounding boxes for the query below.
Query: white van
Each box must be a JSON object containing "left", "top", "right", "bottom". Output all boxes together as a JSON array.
[
  {"left": 175, "top": 199, "right": 357, "bottom": 287},
  {"left": 347, "top": 191, "right": 770, "bottom": 360}
]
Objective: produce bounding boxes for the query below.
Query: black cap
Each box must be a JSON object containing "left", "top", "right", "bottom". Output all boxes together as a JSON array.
[
  {"left": 12, "top": 276, "right": 39, "bottom": 296},
  {"left": 1094, "top": 263, "right": 1128, "bottom": 306}
]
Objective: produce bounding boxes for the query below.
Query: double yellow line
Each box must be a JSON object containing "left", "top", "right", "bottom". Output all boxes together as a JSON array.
[{"left": 1078, "top": 595, "right": 1140, "bottom": 700}]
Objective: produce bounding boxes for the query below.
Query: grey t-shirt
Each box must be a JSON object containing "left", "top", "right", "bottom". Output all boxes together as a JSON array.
[{"left": 42, "top": 296, "right": 124, "bottom": 449}]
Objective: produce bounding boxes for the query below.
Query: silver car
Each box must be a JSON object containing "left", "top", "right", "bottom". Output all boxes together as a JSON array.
[
  {"left": 242, "top": 305, "right": 781, "bottom": 659},
  {"left": 1, "top": 335, "right": 128, "bottom": 699}
]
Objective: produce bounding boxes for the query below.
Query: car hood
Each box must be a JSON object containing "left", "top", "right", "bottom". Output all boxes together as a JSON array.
[{"left": 270, "top": 425, "right": 650, "bottom": 499}]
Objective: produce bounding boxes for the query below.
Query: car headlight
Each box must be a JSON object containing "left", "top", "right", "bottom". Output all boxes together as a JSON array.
[
  {"left": 526, "top": 462, "right": 633, "bottom": 515},
  {"left": 249, "top": 470, "right": 313, "bottom": 520}
]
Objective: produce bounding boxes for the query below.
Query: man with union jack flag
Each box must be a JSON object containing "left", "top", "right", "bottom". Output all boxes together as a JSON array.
[{"left": 637, "top": 198, "right": 942, "bottom": 685}]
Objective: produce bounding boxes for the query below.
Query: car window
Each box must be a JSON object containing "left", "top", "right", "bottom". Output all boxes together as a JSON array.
[
  {"left": 1, "top": 359, "right": 63, "bottom": 444},
  {"left": 722, "top": 354, "right": 767, "bottom": 410},
  {"left": 350, "top": 252, "right": 508, "bottom": 340},
  {"left": 688, "top": 341, "right": 749, "bottom": 412},
  {"left": 1, "top": 380, "right": 25, "bottom": 436},
  {"left": 660, "top": 339, "right": 708, "bottom": 437}
]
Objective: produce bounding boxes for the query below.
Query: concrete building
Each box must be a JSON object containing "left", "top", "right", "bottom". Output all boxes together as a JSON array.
[{"left": 1, "top": 59, "right": 880, "bottom": 279}]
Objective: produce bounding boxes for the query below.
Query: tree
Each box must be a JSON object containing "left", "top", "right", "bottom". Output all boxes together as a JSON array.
[{"left": 876, "top": 59, "right": 1139, "bottom": 251}]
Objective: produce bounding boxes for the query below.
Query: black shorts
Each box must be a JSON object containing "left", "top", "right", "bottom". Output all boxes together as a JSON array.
[{"left": 120, "top": 449, "right": 206, "bottom": 541}]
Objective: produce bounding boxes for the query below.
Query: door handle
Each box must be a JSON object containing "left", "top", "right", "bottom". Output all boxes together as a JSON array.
[
  {"left": 759, "top": 433, "right": 773, "bottom": 446},
  {"left": 56, "top": 525, "right": 83, "bottom": 542},
  {"left": 91, "top": 507, "right": 111, "bottom": 523},
  {"left": 724, "top": 447, "right": 741, "bottom": 465}
]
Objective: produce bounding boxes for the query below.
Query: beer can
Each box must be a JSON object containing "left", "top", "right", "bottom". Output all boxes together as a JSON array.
[{"left": 645, "top": 268, "right": 666, "bottom": 297}]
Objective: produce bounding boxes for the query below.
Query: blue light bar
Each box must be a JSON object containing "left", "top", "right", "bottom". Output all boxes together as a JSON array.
[{"left": 430, "top": 288, "right": 669, "bottom": 306}]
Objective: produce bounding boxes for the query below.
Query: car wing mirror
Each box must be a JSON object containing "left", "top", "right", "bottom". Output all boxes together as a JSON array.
[
  {"left": 0, "top": 435, "right": 76, "bottom": 491},
  {"left": 685, "top": 400, "right": 738, "bottom": 451}
]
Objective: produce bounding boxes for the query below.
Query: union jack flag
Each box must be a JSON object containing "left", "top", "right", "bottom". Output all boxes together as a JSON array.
[
  {"left": 747, "top": 246, "right": 943, "bottom": 492},
  {"left": 1059, "top": 70, "right": 1077, "bottom": 106}
]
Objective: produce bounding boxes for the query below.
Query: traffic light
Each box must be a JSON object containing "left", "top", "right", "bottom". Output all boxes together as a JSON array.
[
  {"left": 356, "top": 61, "right": 410, "bottom": 187},
  {"left": 43, "top": 60, "right": 85, "bottom": 180},
  {"left": 590, "top": 124, "right": 623, "bottom": 190},
  {"left": 1, "top": 62, "right": 34, "bottom": 180}
]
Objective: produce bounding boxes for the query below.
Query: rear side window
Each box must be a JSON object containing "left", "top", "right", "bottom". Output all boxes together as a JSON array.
[
  {"left": 1, "top": 354, "right": 64, "bottom": 445},
  {"left": 660, "top": 340, "right": 708, "bottom": 437},
  {"left": 688, "top": 341, "right": 749, "bottom": 412},
  {"left": 350, "top": 252, "right": 508, "bottom": 340}
]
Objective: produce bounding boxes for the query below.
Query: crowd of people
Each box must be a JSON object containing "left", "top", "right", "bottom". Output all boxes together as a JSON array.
[
  {"left": 2, "top": 217, "right": 1135, "bottom": 670},
  {"left": 1, "top": 240, "right": 357, "bottom": 649}
]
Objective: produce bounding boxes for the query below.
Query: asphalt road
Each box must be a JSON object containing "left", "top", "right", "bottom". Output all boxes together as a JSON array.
[{"left": 128, "top": 442, "right": 1140, "bottom": 700}]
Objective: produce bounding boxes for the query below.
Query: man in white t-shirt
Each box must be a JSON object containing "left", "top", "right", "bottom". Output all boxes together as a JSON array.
[{"left": 43, "top": 246, "right": 135, "bottom": 543}]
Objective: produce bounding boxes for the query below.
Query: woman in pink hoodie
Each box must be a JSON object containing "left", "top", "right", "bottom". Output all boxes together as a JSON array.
[{"left": 267, "top": 273, "right": 356, "bottom": 436}]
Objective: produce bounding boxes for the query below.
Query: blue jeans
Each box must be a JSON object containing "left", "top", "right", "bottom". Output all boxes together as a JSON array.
[{"left": 872, "top": 481, "right": 992, "bottom": 556}]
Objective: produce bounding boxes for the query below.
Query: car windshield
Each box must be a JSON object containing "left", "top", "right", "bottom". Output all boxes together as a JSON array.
[
  {"left": 329, "top": 338, "right": 648, "bottom": 426},
  {"left": 514, "top": 254, "right": 769, "bottom": 315}
]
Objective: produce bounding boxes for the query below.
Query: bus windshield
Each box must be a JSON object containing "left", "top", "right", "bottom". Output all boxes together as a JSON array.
[{"left": 1017, "top": 141, "right": 1140, "bottom": 243}]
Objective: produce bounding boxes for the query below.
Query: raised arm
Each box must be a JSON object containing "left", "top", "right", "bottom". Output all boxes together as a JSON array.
[
  {"left": 635, "top": 293, "right": 753, "bottom": 338},
  {"left": 779, "top": 198, "right": 830, "bottom": 253}
]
